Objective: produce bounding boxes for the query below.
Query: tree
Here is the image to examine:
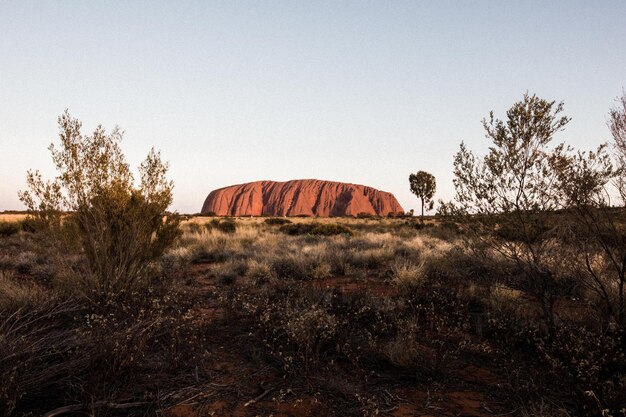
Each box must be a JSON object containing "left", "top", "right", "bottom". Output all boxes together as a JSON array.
[
  {"left": 552, "top": 91, "right": 625, "bottom": 331},
  {"left": 452, "top": 93, "right": 576, "bottom": 326},
  {"left": 19, "top": 111, "right": 180, "bottom": 296},
  {"left": 610, "top": 89, "right": 626, "bottom": 200},
  {"left": 409, "top": 171, "right": 436, "bottom": 221}
]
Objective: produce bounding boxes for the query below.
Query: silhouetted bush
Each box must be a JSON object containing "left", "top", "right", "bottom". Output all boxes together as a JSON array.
[
  {"left": 279, "top": 223, "right": 352, "bottom": 236},
  {"left": 0, "top": 223, "right": 20, "bottom": 237},
  {"left": 264, "top": 217, "right": 292, "bottom": 225},
  {"left": 206, "top": 218, "right": 237, "bottom": 234}
]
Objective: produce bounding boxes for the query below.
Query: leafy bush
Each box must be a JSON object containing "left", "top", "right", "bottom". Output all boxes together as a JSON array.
[{"left": 18, "top": 111, "right": 180, "bottom": 296}]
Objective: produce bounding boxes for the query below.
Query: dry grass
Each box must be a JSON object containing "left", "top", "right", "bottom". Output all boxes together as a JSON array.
[{"left": 0, "top": 214, "right": 28, "bottom": 222}]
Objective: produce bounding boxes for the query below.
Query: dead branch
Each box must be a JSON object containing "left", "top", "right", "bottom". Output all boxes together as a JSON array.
[{"left": 43, "top": 401, "right": 149, "bottom": 417}]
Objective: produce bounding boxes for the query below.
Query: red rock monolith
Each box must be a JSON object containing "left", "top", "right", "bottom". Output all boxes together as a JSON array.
[{"left": 201, "top": 179, "right": 404, "bottom": 217}]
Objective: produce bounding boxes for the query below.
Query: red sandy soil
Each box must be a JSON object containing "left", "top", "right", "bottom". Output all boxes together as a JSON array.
[{"left": 201, "top": 179, "right": 405, "bottom": 217}]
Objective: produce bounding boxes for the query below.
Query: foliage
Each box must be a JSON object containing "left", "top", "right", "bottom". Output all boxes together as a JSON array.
[
  {"left": 552, "top": 91, "right": 626, "bottom": 331},
  {"left": 18, "top": 111, "right": 180, "bottom": 296},
  {"left": 451, "top": 93, "right": 614, "bottom": 327},
  {"left": 610, "top": 90, "right": 626, "bottom": 200},
  {"left": 453, "top": 94, "right": 571, "bottom": 214}
]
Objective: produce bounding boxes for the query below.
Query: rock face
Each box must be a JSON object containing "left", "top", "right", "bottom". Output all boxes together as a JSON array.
[{"left": 201, "top": 179, "right": 405, "bottom": 217}]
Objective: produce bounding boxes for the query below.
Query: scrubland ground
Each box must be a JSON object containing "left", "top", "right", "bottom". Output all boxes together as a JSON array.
[{"left": 0, "top": 214, "right": 624, "bottom": 416}]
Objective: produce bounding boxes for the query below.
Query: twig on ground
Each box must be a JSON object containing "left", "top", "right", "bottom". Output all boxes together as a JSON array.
[{"left": 244, "top": 385, "right": 275, "bottom": 407}]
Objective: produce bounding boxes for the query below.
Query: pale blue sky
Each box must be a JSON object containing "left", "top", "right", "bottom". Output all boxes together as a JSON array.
[{"left": 1, "top": 1, "right": 625, "bottom": 213}]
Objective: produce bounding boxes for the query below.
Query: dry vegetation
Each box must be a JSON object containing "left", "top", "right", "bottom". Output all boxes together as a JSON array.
[{"left": 1, "top": 214, "right": 624, "bottom": 416}]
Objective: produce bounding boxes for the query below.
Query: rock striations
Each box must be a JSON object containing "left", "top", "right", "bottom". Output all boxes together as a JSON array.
[{"left": 201, "top": 179, "right": 405, "bottom": 217}]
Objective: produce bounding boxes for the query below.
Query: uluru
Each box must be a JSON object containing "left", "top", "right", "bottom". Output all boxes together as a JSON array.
[{"left": 201, "top": 179, "right": 405, "bottom": 217}]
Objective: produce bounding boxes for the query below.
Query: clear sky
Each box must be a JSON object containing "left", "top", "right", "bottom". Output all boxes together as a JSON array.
[{"left": 1, "top": 1, "right": 625, "bottom": 214}]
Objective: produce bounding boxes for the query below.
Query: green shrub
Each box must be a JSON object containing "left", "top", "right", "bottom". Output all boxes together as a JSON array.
[{"left": 18, "top": 111, "right": 180, "bottom": 296}]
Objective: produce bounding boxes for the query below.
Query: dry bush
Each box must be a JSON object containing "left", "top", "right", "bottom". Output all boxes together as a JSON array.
[
  {"left": 0, "top": 216, "right": 208, "bottom": 416},
  {"left": 313, "top": 262, "right": 333, "bottom": 280},
  {"left": 520, "top": 400, "right": 573, "bottom": 417},
  {"left": 264, "top": 217, "right": 292, "bottom": 225},
  {"left": 0, "top": 281, "right": 209, "bottom": 417},
  {"left": 210, "top": 259, "right": 248, "bottom": 284},
  {"left": 391, "top": 260, "right": 426, "bottom": 293},
  {"left": 0, "top": 270, "right": 49, "bottom": 310},
  {"left": 385, "top": 320, "right": 421, "bottom": 368},
  {"left": 279, "top": 222, "right": 352, "bottom": 236},
  {"left": 271, "top": 253, "right": 318, "bottom": 280},
  {"left": 533, "top": 325, "right": 626, "bottom": 415},
  {"left": 206, "top": 218, "right": 237, "bottom": 234},
  {"left": 488, "top": 283, "right": 524, "bottom": 312},
  {"left": 246, "top": 259, "right": 277, "bottom": 284},
  {"left": 0, "top": 295, "right": 84, "bottom": 417}
]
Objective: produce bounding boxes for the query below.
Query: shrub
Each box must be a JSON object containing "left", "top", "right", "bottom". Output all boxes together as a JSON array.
[
  {"left": 264, "top": 217, "right": 292, "bottom": 225},
  {"left": 391, "top": 260, "right": 426, "bottom": 293},
  {"left": 271, "top": 254, "right": 316, "bottom": 280},
  {"left": 385, "top": 320, "right": 420, "bottom": 369},
  {"left": 186, "top": 222, "right": 203, "bottom": 234},
  {"left": 211, "top": 259, "right": 248, "bottom": 284},
  {"left": 190, "top": 245, "right": 235, "bottom": 264},
  {"left": 246, "top": 260, "right": 277, "bottom": 284},
  {"left": 279, "top": 223, "right": 352, "bottom": 236},
  {"left": 207, "top": 218, "right": 237, "bottom": 234},
  {"left": 534, "top": 325, "right": 626, "bottom": 415},
  {"left": 355, "top": 212, "right": 379, "bottom": 219},
  {"left": 18, "top": 111, "right": 180, "bottom": 296},
  {"left": 0, "top": 298, "right": 83, "bottom": 417},
  {"left": 19, "top": 218, "right": 42, "bottom": 233},
  {"left": 0, "top": 222, "right": 20, "bottom": 237}
]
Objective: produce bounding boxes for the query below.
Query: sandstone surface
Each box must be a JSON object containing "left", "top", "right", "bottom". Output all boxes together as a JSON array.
[{"left": 201, "top": 179, "right": 404, "bottom": 217}]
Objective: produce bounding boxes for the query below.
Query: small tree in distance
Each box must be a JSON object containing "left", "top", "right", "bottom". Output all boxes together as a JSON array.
[
  {"left": 19, "top": 110, "right": 180, "bottom": 296},
  {"left": 409, "top": 171, "right": 436, "bottom": 221}
]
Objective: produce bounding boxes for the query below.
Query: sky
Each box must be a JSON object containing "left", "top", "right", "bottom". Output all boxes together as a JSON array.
[{"left": 1, "top": 1, "right": 625, "bottom": 214}]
